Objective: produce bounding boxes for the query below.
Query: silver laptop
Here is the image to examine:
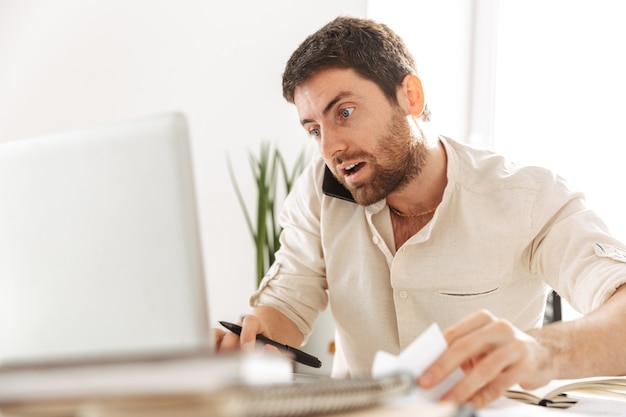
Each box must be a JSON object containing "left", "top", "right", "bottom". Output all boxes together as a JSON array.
[{"left": 0, "top": 113, "right": 212, "bottom": 365}]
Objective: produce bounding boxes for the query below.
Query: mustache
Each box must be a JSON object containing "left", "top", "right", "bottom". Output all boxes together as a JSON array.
[{"left": 332, "top": 151, "right": 371, "bottom": 165}]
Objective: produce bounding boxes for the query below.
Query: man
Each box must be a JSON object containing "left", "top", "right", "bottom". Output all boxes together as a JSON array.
[{"left": 215, "top": 16, "right": 626, "bottom": 408}]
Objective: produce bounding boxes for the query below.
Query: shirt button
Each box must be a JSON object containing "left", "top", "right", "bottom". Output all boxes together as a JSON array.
[
  {"left": 372, "top": 236, "right": 380, "bottom": 245},
  {"left": 399, "top": 290, "right": 408, "bottom": 299}
]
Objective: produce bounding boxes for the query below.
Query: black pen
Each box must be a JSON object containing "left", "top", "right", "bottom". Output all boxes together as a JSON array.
[{"left": 219, "top": 321, "right": 322, "bottom": 368}]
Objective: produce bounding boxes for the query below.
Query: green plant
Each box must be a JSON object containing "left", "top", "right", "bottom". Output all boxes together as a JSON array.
[{"left": 227, "top": 141, "right": 310, "bottom": 286}]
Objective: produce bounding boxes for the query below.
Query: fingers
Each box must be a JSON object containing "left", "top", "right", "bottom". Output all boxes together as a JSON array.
[
  {"left": 241, "top": 316, "right": 282, "bottom": 355},
  {"left": 442, "top": 309, "right": 496, "bottom": 345},
  {"left": 241, "top": 315, "right": 271, "bottom": 350},
  {"left": 442, "top": 327, "right": 528, "bottom": 407},
  {"left": 214, "top": 316, "right": 280, "bottom": 354},
  {"left": 466, "top": 361, "right": 527, "bottom": 408},
  {"left": 214, "top": 328, "right": 241, "bottom": 352},
  {"left": 419, "top": 310, "right": 534, "bottom": 408},
  {"left": 420, "top": 311, "right": 499, "bottom": 388}
]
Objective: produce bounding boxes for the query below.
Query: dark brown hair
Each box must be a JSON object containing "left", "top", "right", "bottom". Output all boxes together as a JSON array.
[{"left": 282, "top": 16, "right": 430, "bottom": 120}]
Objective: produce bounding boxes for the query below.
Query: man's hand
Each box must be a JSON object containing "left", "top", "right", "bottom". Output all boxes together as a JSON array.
[
  {"left": 213, "top": 327, "right": 238, "bottom": 352},
  {"left": 214, "top": 314, "right": 279, "bottom": 352},
  {"left": 418, "top": 310, "right": 554, "bottom": 408},
  {"left": 213, "top": 306, "right": 304, "bottom": 354}
]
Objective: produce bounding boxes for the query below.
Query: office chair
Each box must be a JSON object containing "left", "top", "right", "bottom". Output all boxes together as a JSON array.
[{"left": 544, "top": 290, "right": 562, "bottom": 324}]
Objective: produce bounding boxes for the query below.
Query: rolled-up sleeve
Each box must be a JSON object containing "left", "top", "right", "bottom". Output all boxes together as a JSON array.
[
  {"left": 527, "top": 171, "right": 626, "bottom": 314},
  {"left": 250, "top": 159, "right": 329, "bottom": 342}
]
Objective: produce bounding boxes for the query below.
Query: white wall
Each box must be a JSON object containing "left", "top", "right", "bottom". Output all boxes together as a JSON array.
[
  {"left": 368, "top": 0, "right": 482, "bottom": 144},
  {"left": 493, "top": 0, "right": 626, "bottom": 241},
  {"left": 0, "top": 1, "right": 367, "bottom": 325},
  {"left": 0, "top": 1, "right": 482, "bottom": 331}
]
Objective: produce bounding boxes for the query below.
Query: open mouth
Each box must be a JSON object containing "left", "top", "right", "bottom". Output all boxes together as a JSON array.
[{"left": 343, "top": 162, "right": 365, "bottom": 177}]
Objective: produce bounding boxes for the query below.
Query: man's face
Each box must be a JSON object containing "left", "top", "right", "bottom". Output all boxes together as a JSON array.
[{"left": 294, "top": 68, "right": 426, "bottom": 206}]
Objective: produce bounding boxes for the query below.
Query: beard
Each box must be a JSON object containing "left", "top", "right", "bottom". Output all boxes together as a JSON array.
[{"left": 332, "top": 109, "right": 429, "bottom": 206}]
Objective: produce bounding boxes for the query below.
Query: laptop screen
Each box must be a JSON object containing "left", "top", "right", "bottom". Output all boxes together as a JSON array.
[{"left": 0, "top": 113, "right": 212, "bottom": 364}]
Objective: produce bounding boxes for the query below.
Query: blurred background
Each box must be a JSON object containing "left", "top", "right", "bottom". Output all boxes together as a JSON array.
[{"left": 1, "top": 0, "right": 624, "bottom": 334}]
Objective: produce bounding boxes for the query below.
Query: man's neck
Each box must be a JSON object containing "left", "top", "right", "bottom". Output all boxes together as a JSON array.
[{"left": 386, "top": 136, "right": 448, "bottom": 216}]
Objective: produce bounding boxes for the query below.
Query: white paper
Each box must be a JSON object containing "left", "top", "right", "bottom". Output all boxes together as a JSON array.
[
  {"left": 568, "top": 398, "right": 626, "bottom": 416},
  {"left": 372, "top": 323, "right": 464, "bottom": 401}
]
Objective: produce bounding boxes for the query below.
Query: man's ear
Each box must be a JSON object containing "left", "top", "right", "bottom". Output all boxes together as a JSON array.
[{"left": 398, "top": 74, "right": 426, "bottom": 117}]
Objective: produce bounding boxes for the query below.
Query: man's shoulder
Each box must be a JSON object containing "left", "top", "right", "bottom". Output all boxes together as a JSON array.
[{"left": 442, "top": 135, "right": 557, "bottom": 192}]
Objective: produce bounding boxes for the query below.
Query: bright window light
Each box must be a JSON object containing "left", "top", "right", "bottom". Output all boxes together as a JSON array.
[{"left": 493, "top": 0, "right": 626, "bottom": 242}]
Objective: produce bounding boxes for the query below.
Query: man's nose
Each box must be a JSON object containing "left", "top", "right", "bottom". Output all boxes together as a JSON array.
[{"left": 319, "top": 125, "right": 347, "bottom": 160}]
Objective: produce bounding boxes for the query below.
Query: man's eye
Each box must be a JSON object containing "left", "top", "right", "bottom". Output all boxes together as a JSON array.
[
  {"left": 340, "top": 107, "right": 354, "bottom": 118},
  {"left": 309, "top": 128, "right": 321, "bottom": 138}
]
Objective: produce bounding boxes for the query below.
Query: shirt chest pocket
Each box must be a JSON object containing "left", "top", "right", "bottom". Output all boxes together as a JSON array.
[
  {"left": 437, "top": 285, "right": 500, "bottom": 298},
  {"left": 391, "top": 241, "right": 515, "bottom": 294}
]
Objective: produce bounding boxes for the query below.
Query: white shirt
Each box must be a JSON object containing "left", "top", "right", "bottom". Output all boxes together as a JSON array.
[{"left": 250, "top": 136, "right": 626, "bottom": 377}]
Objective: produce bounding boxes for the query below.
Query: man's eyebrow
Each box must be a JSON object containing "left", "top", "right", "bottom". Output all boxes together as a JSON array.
[{"left": 300, "top": 92, "right": 352, "bottom": 126}]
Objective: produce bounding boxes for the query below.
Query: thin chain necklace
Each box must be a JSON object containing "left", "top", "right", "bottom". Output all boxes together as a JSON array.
[{"left": 388, "top": 205, "right": 437, "bottom": 218}]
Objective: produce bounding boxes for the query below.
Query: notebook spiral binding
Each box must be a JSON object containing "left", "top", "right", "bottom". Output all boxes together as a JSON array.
[
  {"left": 59, "top": 372, "right": 415, "bottom": 417},
  {"left": 224, "top": 372, "right": 415, "bottom": 417}
]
